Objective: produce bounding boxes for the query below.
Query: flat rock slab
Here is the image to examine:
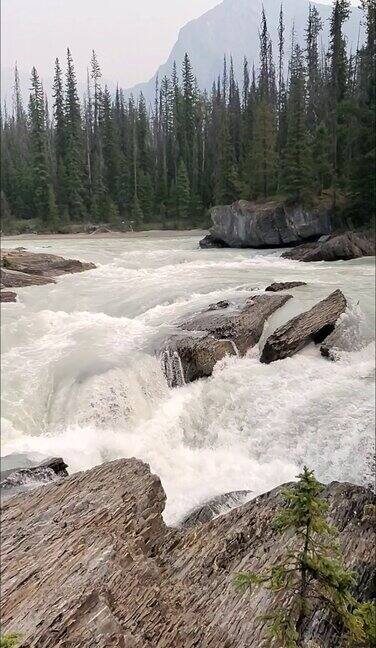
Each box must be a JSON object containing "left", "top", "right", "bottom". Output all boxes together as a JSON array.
[
  {"left": 162, "top": 294, "right": 292, "bottom": 386},
  {"left": 1, "top": 457, "right": 69, "bottom": 500},
  {"left": 261, "top": 289, "right": 347, "bottom": 363},
  {"left": 266, "top": 281, "right": 306, "bottom": 292},
  {"left": 282, "top": 231, "right": 375, "bottom": 262},
  {"left": 1, "top": 267, "right": 56, "bottom": 288},
  {"left": 0, "top": 290, "right": 17, "bottom": 302},
  {"left": 1, "top": 249, "right": 96, "bottom": 277},
  {"left": 1, "top": 459, "right": 374, "bottom": 647}
]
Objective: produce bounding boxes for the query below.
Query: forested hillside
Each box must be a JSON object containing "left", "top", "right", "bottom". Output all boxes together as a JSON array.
[{"left": 1, "top": 0, "right": 374, "bottom": 233}]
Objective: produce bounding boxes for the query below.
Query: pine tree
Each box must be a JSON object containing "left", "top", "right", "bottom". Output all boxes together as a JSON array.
[
  {"left": 283, "top": 45, "right": 313, "bottom": 202},
  {"left": 28, "top": 67, "right": 52, "bottom": 224},
  {"left": 176, "top": 159, "right": 190, "bottom": 219},
  {"left": 235, "top": 467, "right": 375, "bottom": 648},
  {"left": 215, "top": 112, "right": 240, "bottom": 204},
  {"left": 64, "top": 48, "right": 86, "bottom": 220}
]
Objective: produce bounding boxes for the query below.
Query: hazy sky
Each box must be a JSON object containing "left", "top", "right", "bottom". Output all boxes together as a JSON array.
[{"left": 1, "top": 0, "right": 360, "bottom": 90}]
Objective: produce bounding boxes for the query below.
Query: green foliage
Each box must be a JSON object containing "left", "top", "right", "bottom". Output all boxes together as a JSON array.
[
  {"left": 234, "top": 467, "right": 373, "bottom": 647},
  {"left": 0, "top": 634, "right": 20, "bottom": 648}
]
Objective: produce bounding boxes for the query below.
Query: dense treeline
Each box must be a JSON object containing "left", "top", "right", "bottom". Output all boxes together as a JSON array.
[{"left": 1, "top": 0, "right": 375, "bottom": 233}]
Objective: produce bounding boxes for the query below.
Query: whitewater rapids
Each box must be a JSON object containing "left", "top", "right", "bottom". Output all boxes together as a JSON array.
[{"left": 1, "top": 234, "right": 375, "bottom": 524}]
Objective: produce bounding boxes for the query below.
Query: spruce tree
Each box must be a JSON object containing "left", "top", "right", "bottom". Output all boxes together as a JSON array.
[
  {"left": 235, "top": 467, "right": 374, "bottom": 648},
  {"left": 64, "top": 48, "right": 86, "bottom": 220},
  {"left": 176, "top": 159, "right": 190, "bottom": 219}
]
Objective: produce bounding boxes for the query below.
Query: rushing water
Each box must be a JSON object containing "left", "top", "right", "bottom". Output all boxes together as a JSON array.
[{"left": 1, "top": 234, "right": 375, "bottom": 524}]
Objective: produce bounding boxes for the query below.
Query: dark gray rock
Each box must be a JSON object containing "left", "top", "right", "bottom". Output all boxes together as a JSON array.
[
  {"left": 207, "top": 300, "right": 230, "bottom": 310},
  {"left": 266, "top": 281, "right": 307, "bottom": 292},
  {"left": 209, "top": 200, "right": 331, "bottom": 248},
  {"left": 261, "top": 289, "right": 347, "bottom": 363},
  {"left": 282, "top": 231, "right": 375, "bottom": 262},
  {"left": 162, "top": 293, "right": 292, "bottom": 386},
  {"left": 1, "top": 457, "right": 68, "bottom": 500},
  {"left": 0, "top": 290, "right": 17, "bottom": 302},
  {"left": 180, "top": 490, "right": 253, "bottom": 528},
  {"left": 199, "top": 233, "right": 228, "bottom": 248}
]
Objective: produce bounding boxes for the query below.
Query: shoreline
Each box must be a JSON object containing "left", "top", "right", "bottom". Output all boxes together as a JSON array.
[{"left": 1, "top": 228, "right": 208, "bottom": 241}]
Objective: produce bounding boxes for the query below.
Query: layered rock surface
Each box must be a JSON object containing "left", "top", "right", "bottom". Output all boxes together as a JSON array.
[
  {"left": 205, "top": 200, "right": 332, "bottom": 248},
  {"left": 0, "top": 248, "right": 96, "bottom": 302},
  {"left": 1, "top": 458, "right": 374, "bottom": 647},
  {"left": 282, "top": 230, "right": 375, "bottom": 262},
  {"left": 261, "top": 289, "right": 347, "bottom": 363},
  {"left": 162, "top": 293, "right": 291, "bottom": 386}
]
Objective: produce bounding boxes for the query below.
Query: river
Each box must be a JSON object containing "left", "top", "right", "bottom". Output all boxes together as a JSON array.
[{"left": 1, "top": 234, "right": 375, "bottom": 524}]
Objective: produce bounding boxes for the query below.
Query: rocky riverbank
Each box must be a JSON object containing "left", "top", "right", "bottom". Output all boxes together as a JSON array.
[
  {"left": 0, "top": 248, "right": 96, "bottom": 302},
  {"left": 1, "top": 458, "right": 374, "bottom": 647}
]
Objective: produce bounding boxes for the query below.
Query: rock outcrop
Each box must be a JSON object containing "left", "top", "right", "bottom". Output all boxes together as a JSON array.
[
  {"left": 261, "top": 289, "right": 347, "bottom": 363},
  {"left": 1, "top": 458, "right": 374, "bottom": 647},
  {"left": 0, "top": 290, "right": 17, "bottom": 302},
  {"left": 266, "top": 281, "right": 307, "bottom": 292},
  {"left": 201, "top": 200, "right": 332, "bottom": 248},
  {"left": 1, "top": 249, "right": 96, "bottom": 276},
  {"left": 1, "top": 267, "right": 56, "bottom": 288},
  {"left": 1, "top": 457, "right": 68, "bottom": 500},
  {"left": 0, "top": 248, "right": 96, "bottom": 302},
  {"left": 162, "top": 294, "right": 292, "bottom": 386},
  {"left": 282, "top": 230, "right": 375, "bottom": 262}
]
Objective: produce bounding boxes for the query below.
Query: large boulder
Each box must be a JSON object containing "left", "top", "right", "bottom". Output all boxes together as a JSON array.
[
  {"left": 1, "top": 266, "right": 56, "bottom": 288},
  {"left": 203, "top": 200, "right": 332, "bottom": 248},
  {"left": 1, "top": 249, "right": 96, "bottom": 276},
  {"left": 282, "top": 230, "right": 375, "bottom": 262},
  {"left": 0, "top": 458, "right": 374, "bottom": 647},
  {"left": 162, "top": 294, "right": 292, "bottom": 386},
  {"left": 199, "top": 233, "right": 229, "bottom": 248},
  {"left": 261, "top": 289, "right": 347, "bottom": 363}
]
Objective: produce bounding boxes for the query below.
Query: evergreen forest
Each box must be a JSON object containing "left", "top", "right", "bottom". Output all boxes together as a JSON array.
[{"left": 1, "top": 0, "right": 375, "bottom": 233}]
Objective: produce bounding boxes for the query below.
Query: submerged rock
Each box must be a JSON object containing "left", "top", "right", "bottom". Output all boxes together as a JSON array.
[
  {"left": 282, "top": 230, "right": 375, "bottom": 262},
  {"left": 1, "top": 457, "right": 68, "bottom": 500},
  {"left": 1, "top": 249, "right": 96, "bottom": 277},
  {"left": 181, "top": 490, "right": 253, "bottom": 528},
  {"left": 162, "top": 293, "right": 292, "bottom": 386},
  {"left": 205, "top": 200, "right": 331, "bottom": 248},
  {"left": 261, "top": 289, "right": 347, "bottom": 364},
  {"left": 266, "top": 281, "right": 307, "bottom": 292},
  {"left": 0, "top": 290, "right": 17, "bottom": 302},
  {"left": 1, "top": 458, "right": 374, "bottom": 647}
]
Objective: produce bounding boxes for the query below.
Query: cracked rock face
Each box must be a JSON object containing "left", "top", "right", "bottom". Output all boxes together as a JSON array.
[
  {"left": 207, "top": 200, "right": 332, "bottom": 248},
  {"left": 1, "top": 459, "right": 374, "bottom": 647}
]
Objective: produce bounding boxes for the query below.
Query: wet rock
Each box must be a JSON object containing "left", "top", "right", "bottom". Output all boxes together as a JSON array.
[
  {"left": 1, "top": 457, "right": 68, "bottom": 500},
  {"left": 207, "top": 300, "right": 230, "bottom": 310},
  {"left": 1, "top": 267, "right": 56, "bottom": 288},
  {"left": 266, "top": 281, "right": 307, "bottom": 292},
  {"left": 282, "top": 231, "right": 375, "bottom": 262},
  {"left": 199, "top": 233, "right": 229, "bottom": 248},
  {"left": 0, "top": 290, "right": 17, "bottom": 302},
  {"left": 261, "top": 289, "right": 347, "bottom": 364},
  {"left": 208, "top": 200, "right": 331, "bottom": 248},
  {"left": 181, "top": 490, "right": 253, "bottom": 528},
  {"left": 1, "top": 249, "right": 96, "bottom": 277},
  {"left": 0, "top": 459, "right": 374, "bottom": 647},
  {"left": 162, "top": 293, "right": 292, "bottom": 386}
]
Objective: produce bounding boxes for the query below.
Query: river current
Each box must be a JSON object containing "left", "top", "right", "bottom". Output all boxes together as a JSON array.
[{"left": 1, "top": 234, "right": 375, "bottom": 524}]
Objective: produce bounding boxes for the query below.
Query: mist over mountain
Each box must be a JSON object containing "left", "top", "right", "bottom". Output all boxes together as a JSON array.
[{"left": 126, "top": 0, "right": 363, "bottom": 107}]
